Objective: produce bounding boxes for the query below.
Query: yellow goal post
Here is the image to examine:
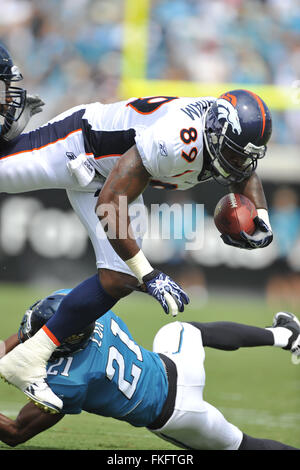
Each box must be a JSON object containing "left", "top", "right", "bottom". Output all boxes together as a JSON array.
[{"left": 119, "top": 0, "right": 300, "bottom": 111}]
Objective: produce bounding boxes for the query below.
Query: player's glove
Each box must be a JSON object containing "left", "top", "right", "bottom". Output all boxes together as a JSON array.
[
  {"left": 142, "top": 269, "right": 190, "bottom": 317},
  {"left": 221, "top": 216, "right": 273, "bottom": 250},
  {"left": 2, "top": 94, "right": 45, "bottom": 141},
  {"left": 26, "top": 94, "right": 45, "bottom": 116}
]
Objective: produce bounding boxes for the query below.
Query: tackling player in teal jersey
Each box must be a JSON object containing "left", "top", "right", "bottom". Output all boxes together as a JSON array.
[{"left": 0, "top": 290, "right": 299, "bottom": 450}]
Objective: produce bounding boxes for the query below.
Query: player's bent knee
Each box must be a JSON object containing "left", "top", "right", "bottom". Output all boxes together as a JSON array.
[{"left": 99, "top": 269, "right": 138, "bottom": 299}]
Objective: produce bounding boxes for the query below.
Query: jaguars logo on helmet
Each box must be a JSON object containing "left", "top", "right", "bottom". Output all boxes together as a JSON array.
[
  {"left": 203, "top": 89, "right": 272, "bottom": 185},
  {"left": 0, "top": 43, "right": 26, "bottom": 138},
  {"left": 18, "top": 289, "right": 95, "bottom": 361}
]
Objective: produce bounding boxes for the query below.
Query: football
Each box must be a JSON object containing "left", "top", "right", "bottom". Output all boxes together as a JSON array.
[{"left": 214, "top": 193, "right": 257, "bottom": 240}]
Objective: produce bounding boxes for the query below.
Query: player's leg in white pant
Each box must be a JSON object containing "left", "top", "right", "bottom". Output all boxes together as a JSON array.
[
  {"left": 0, "top": 149, "right": 71, "bottom": 193},
  {"left": 151, "top": 322, "right": 243, "bottom": 450},
  {"left": 0, "top": 131, "right": 84, "bottom": 193},
  {"left": 153, "top": 321, "right": 187, "bottom": 355},
  {"left": 153, "top": 398, "right": 243, "bottom": 450},
  {"left": 66, "top": 189, "right": 146, "bottom": 275},
  {"left": 0, "top": 106, "right": 103, "bottom": 194}
]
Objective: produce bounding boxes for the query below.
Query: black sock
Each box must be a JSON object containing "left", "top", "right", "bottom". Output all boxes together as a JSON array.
[
  {"left": 189, "top": 321, "right": 274, "bottom": 350},
  {"left": 45, "top": 274, "right": 117, "bottom": 343},
  {"left": 238, "top": 433, "right": 299, "bottom": 450}
]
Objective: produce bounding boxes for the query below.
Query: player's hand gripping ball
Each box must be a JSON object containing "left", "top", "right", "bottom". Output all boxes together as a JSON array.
[{"left": 213, "top": 193, "right": 273, "bottom": 249}]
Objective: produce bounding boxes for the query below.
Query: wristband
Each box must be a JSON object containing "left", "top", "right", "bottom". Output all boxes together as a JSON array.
[{"left": 125, "top": 250, "right": 153, "bottom": 284}]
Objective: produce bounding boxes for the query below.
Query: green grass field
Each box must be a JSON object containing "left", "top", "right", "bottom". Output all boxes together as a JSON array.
[{"left": 0, "top": 283, "right": 299, "bottom": 451}]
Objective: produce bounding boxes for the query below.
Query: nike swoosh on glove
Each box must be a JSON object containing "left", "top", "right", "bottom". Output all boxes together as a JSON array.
[
  {"left": 221, "top": 216, "right": 273, "bottom": 250},
  {"left": 142, "top": 269, "right": 190, "bottom": 316}
]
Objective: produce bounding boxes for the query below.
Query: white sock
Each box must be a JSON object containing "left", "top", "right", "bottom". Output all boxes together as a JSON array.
[
  {"left": 0, "top": 328, "right": 58, "bottom": 388},
  {"left": 266, "top": 327, "right": 292, "bottom": 348},
  {"left": 21, "top": 328, "right": 58, "bottom": 364}
]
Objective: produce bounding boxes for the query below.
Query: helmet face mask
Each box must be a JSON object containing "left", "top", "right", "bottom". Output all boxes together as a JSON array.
[
  {"left": 0, "top": 45, "right": 26, "bottom": 135},
  {"left": 204, "top": 90, "right": 272, "bottom": 185},
  {"left": 18, "top": 291, "right": 95, "bottom": 361},
  {"left": 204, "top": 125, "right": 260, "bottom": 184},
  {"left": 0, "top": 83, "right": 26, "bottom": 119}
]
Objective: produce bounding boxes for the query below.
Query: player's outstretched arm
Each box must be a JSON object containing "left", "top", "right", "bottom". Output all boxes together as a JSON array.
[
  {"left": 2, "top": 333, "right": 19, "bottom": 355},
  {"left": 0, "top": 401, "right": 63, "bottom": 447},
  {"left": 95, "top": 145, "right": 150, "bottom": 260},
  {"left": 95, "top": 145, "right": 189, "bottom": 316},
  {"left": 223, "top": 172, "right": 273, "bottom": 249}
]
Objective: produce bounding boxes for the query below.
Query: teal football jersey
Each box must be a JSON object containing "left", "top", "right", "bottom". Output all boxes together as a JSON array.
[{"left": 46, "top": 310, "right": 168, "bottom": 427}]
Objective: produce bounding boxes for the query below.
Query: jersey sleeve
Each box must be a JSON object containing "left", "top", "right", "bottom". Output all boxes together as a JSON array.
[{"left": 134, "top": 113, "right": 204, "bottom": 178}]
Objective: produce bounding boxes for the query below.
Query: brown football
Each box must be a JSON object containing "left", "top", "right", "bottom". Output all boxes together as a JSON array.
[{"left": 214, "top": 193, "right": 257, "bottom": 240}]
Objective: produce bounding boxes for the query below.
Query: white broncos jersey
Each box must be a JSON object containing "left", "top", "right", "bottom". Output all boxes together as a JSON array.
[
  {"left": 0, "top": 96, "right": 215, "bottom": 275},
  {"left": 0, "top": 95, "right": 216, "bottom": 194},
  {"left": 81, "top": 96, "right": 216, "bottom": 190}
]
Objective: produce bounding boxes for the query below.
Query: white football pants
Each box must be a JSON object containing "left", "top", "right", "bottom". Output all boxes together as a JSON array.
[{"left": 151, "top": 322, "right": 243, "bottom": 450}]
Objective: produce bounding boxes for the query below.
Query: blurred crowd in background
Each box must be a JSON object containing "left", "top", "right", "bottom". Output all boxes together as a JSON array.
[
  {"left": 0, "top": 0, "right": 299, "bottom": 308},
  {"left": 0, "top": 0, "right": 299, "bottom": 144}
]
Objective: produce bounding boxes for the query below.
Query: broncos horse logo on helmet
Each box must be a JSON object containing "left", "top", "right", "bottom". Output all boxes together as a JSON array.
[
  {"left": 203, "top": 89, "right": 272, "bottom": 185},
  {"left": 18, "top": 289, "right": 95, "bottom": 361},
  {"left": 217, "top": 98, "right": 242, "bottom": 135},
  {"left": 0, "top": 44, "right": 27, "bottom": 138}
]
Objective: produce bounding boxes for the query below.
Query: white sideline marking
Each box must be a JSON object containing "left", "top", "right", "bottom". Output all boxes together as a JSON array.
[{"left": 221, "top": 407, "right": 300, "bottom": 429}]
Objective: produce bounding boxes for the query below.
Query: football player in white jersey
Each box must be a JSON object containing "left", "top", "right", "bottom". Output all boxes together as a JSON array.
[{"left": 0, "top": 50, "right": 274, "bottom": 414}]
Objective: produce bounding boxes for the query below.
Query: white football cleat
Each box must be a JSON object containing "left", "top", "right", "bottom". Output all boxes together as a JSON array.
[
  {"left": 272, "top": 311, "right": 300, "bottom": 356},
  {"left": 0, "top": 331, "right": 62, "bottom": 413},
  {"left": 24, "top": 381, "right": 62, "bottom": 414}
]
